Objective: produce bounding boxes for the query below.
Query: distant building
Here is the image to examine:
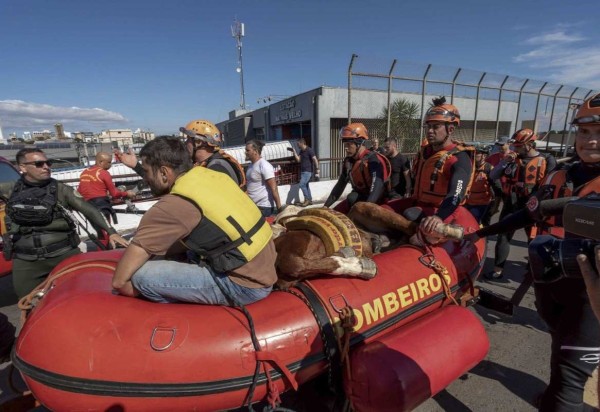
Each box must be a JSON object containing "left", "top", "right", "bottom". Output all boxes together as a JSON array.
[
  {"left": 54, "top": 123, "right": 66, "bottom": 139},
  {"left": 32, "top": 130, "right": 53, "bottom": 141},
  {"left": 133, "top": 128, "right": 154, "bottom": 143},
  {"left": 98, "top": 129, "right": 134, "bottom": 148}
]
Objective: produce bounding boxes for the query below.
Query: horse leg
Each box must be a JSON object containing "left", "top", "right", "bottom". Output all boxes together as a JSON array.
[
  {"left": 277, "top": 253, "right": 377, "bottom": 282},
  {"left": 348, "top": 202, "right": 417, "bottom": 236}
]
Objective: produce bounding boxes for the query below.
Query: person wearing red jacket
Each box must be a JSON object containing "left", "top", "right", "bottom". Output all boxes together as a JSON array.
[{"left": 78, "top": 152, "right": 135, "bottom": 247}]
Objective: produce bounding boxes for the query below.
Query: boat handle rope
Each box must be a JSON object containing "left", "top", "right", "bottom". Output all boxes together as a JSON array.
[
  {"left": 17, "top": 261, "right": 118, "bottom": 325},
  {"left": 418, "top": 251, "right": 459, "bottom": 306}
]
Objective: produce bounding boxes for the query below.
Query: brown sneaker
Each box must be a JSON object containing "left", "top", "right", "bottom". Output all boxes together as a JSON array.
[{"left": 301, "top": 200, "right": 312, "bottom": 207}]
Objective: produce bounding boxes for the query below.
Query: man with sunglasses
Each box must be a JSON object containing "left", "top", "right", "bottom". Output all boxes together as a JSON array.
[
  {"left": 486, "top": 128, "right": 557, "bottom": 280},
  {"left": 4, "top": 148, "right": 128, "bottom": 298}
]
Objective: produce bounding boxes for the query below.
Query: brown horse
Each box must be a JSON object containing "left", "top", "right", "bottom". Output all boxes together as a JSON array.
[{"left": 272, "top": 202, "right": 418, "bottom": 288}]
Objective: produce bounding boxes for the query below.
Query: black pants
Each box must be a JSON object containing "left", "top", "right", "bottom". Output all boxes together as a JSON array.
[
  {"left": 494, "top": 197, "right": 532, "bottom": 269},
  {"left": 534, "top": 279, "right": 600, "bottom": 411}
]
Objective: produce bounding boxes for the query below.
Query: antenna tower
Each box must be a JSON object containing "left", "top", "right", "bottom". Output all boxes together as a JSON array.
[{"left": 231, "top": 19, "right": 246, "bottom": 110}]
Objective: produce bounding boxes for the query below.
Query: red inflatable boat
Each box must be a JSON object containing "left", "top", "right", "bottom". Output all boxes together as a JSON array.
[{"left": 13, "top": 206, "right": 489, "bottom": 411}]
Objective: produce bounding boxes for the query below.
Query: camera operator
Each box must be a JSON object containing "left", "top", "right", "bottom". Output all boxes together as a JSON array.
[
  {"left": 467, "top": 93, "right": 600, "bottom": 411},
  {"left": 577, "top": 245, "right": 600, "bottom": 408}
]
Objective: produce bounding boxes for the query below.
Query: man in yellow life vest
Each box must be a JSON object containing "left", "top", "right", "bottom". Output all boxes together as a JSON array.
[
  {"left": 486, "top": 128, "right": 557, "bottom": 279},
  {"left": 112, "top": 137, "right": 277, "bottom": 305},
  {"left": 412, "top": 97, "right": 475, "bottom": 237}
]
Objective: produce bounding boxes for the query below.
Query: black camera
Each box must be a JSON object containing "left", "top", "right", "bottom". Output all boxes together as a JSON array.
[{"left": 529, "top": 194, "right": 600, "bottom": 283}]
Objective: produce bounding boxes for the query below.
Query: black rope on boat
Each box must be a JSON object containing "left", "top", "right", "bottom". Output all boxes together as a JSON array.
[{"left": 207, "top": 273, "right": 264, "bottom": 412}]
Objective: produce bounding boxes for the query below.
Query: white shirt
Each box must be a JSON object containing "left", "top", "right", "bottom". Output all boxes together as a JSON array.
[{"left": 246, "top": 158, "right": 276, "bottom": 208}]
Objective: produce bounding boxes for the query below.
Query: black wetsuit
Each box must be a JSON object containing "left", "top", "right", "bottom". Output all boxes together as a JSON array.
[{"left": 478, "top": 160, "right": 600, "bottom": 412}]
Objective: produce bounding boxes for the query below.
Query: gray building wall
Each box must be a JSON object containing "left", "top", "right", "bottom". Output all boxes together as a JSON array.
[{"left": 217, "top": 86, "right": 520, "bottom": 159}]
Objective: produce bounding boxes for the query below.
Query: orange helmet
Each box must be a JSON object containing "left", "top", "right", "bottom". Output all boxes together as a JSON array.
[
  {"left": 424, "top": 96, "right": 460, "bottom": 126},
  {"left": 179, "top": 119, "right": 222, "bottom": 147},
  {"left": 510, "top": 128, "right": 537, "bottom": 146},
  {"left": 573, "top": 93, "right": 600, "bottom": 125},
  {"left": 340, "top": 123, "right": 369, "bottom": 141}
]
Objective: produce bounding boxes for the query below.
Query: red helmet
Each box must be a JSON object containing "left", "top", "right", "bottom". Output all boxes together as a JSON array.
[
  {"left": 573, "top": 93, "right": 600, "bottom": 125},
  {"left": 179, "top": 119, "right": 222, "bottom": 147},
  {"left": 510, "top": 128, "right": 537, "bottom": 146},
  {"left": 424, "top": 97, "right": 460, "bottom": 126},
  {"left": 340, "top": 123, "right": 370, "bottom": 141}
]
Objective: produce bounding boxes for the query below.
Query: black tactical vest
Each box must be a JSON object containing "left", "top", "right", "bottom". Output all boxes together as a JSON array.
[{"left": 7, "top": 179, "right": 59, "bottom": 226}]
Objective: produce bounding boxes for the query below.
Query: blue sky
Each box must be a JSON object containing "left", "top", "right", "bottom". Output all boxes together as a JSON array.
[{"left": 1, "top": 0, "right": 599, "bottom": 136}]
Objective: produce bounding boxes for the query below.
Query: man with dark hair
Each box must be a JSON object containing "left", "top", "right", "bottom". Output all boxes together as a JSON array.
[
  {"left": 290, "top": 138, "right": 319, "bottom": 206},
  {"left": 324, "top": 123, "right": 391, "bottom": 213},
  {"left": 486, "top": 128, "right": 557, "bottom": 279},
  {"left": 112, "top": 137, "right": 277, "bottom": 305},
  {"left": 5, "top": 148, "right": 128, "bottom": 298},
  {"left": 245, "top": 139, "right": 282, "bottom": 217},
  {"left": 383, "top": 137, "right": 412, "bottom": 199}
]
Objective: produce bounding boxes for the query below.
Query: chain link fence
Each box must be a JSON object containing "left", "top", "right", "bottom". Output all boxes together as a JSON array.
[{"left": 346, "top": 55, "right": 598, "bottom": 155}]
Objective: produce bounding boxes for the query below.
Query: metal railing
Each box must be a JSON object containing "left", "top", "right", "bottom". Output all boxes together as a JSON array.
[{"left": 347, "top": 55, "right": 598, "bottom": 153}]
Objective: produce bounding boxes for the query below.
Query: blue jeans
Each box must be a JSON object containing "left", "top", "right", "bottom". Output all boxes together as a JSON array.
[
  {"left": 131, "top": 260, "right": 272, "bottom": 305},
  {"left": 299, "top": 171, "right": 313, "bottom": 201},
  {"left": 258, "top": 206, "right": 277, "bottom": 217}
]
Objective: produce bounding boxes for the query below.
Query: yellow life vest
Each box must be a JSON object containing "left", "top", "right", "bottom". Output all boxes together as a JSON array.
[{"left": 171, "top": 167, "right": 272, "bottom": 273}]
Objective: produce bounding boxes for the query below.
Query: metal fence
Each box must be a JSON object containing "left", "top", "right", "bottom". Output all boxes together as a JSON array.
[{"left": 346, "top": 54, "right": 598, "bottom": 154}]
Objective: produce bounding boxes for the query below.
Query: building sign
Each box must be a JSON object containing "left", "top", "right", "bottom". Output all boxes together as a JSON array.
[
  {"left": 275, "top": 110, "right": 302, "bottom": 122},
  {"left": 274, "top": 99, "right": 303, "bottom": 123}
]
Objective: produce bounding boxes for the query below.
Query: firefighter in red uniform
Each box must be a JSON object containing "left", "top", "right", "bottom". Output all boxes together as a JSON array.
[
  {"left": 412, "top": 97, "right": 475, "bottom": 236},
  {"left": 486, "top": 128, "right": 557, "bottom": 279},
  {"left": 465, "top": 147, "right": 499, "bottom": 225},
  {"left": 324, "top": 123, "right": 391, "bottom": 213},
  {"left": 78, "top": 152, "right": 136, "bottom": 247},
  {"left": 469, "top": 93, "right": 600, "bottom": 411}
]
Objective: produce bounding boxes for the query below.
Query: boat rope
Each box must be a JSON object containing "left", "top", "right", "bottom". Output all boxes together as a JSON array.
[
  {"left": 419, "top": 251, "right": 459, "bottom": 306},
  {"left": 17, "top": 260, "right": 118, "bottom": 324},
  {"left": 337, "top": 306, "right": 357, "bottom": 411},
  {"left": 277, "top": 286, "right": 339, "bottom": 398},
  {"left": 208, "top": 274, "right": 297, "bottom": 412}
]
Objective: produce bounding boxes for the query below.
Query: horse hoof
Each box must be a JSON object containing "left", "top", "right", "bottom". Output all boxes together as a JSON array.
[
  {"left": 358, "top": 257, "right": 377, "bottom": 279},
  {"left": 335, "top": 246, "right": 356, "bottom": 258}
]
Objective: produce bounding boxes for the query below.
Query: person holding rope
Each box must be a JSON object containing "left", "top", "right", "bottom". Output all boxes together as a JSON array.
[
  {"left": 4, "top": 148, "right": 128, "bottom": 298},
  {"left": 112, "top": 137, "right": 277, "bottom": 305}
]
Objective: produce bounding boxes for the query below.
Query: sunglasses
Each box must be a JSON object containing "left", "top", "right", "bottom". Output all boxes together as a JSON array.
[{"left": 21, "top": 160, "right": 54, "bottom": 168}]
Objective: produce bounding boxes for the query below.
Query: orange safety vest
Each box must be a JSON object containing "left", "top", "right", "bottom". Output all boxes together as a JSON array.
[
  {"left": 501, "top": 154, "right": 548, "bottom": 198},
  {"left": 346, "top": 150, "right": 391, "bottom": 194},
  {"left": 413, "top": 144, "right": 475, "bottom": 207},
  {"left": 467, "top": 162, "right": 494, "bottom": 206},
  {"left": 535, "top": 167, "right": 600, "bottom": 238}
]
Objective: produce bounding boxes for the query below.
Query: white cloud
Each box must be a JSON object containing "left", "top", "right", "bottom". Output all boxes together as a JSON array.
[
  {"left": 0, "top": 100, "right": 128, "bottom": 130},
  {"left": 514, "top": 28, "right": 600, "bottom": 89}
]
